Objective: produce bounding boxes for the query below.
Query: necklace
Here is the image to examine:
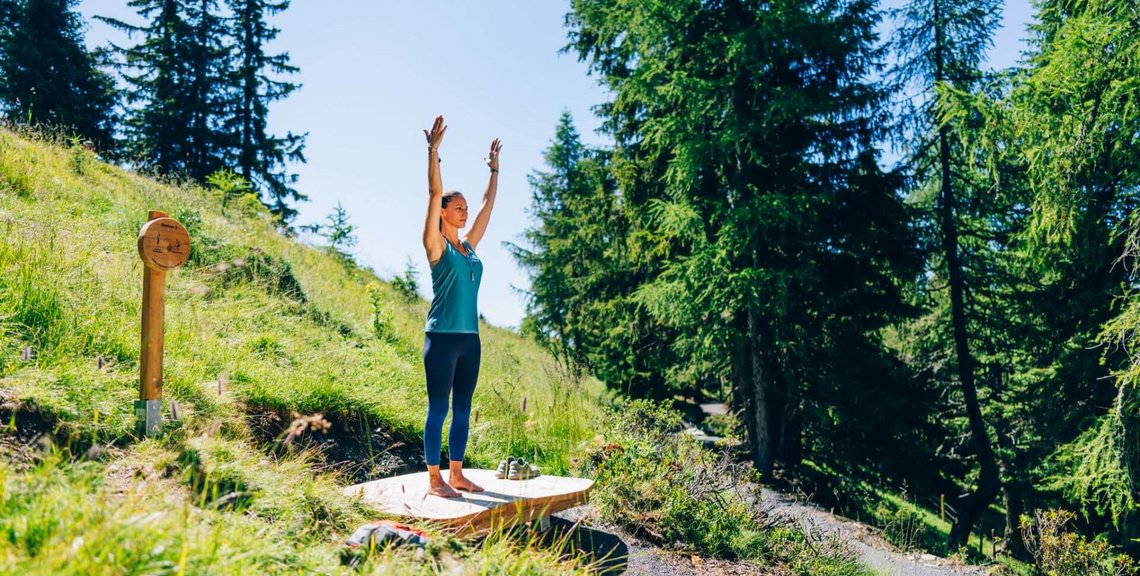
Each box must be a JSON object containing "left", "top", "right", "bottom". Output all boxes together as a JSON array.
[{"left": 446, "top": 236, "right": 476, "bottom": 281}]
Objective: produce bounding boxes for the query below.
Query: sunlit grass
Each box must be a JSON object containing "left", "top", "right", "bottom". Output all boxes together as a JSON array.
[
  {"left": 0, "top": 126, "right": 607, "bottom": 471},
  {"left": 0, "top": 447, "right": 596, "bottom": 575},
  {"left": 0, "top": 127, "right": 607, "bottom": 574}
]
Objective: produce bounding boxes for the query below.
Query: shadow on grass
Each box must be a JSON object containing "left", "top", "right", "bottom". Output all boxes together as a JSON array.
[{"left": 246, "top": 406, "right": 425, "bottom": 483}]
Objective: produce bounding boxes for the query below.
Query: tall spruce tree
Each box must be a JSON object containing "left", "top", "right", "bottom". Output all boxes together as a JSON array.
[
  {"left": 888, "top": 0, "right": 1005, "bottom": 549},
  {"left": 181, "top": 0, "right": 230, "bottom": 181},
  {"left": 103, "top": 0, "right": 306, "bottom": 221},
  {"left": 100, "top": 0, "right": 203, "bottom": 174},
  {"left": 567, "top": 0, "right": 922, "bottom": 476},
  {"left": 510, "top": 113, "right": 597, "bottom": 373},
  {"left": 510, "top": 112, "right": 668, "bottom": 394},
  {"left": 0, "top": 0, "right": 116, "bottom": 147},
  {"left": 225, "top": 0, "right": 306, "bottom": 223}
]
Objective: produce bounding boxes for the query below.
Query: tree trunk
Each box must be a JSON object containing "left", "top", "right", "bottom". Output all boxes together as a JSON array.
[
  {"left": 780, "top": 399, "right": 803, "bottom": 468},
  {"left": 747, "top": 308, "right": 773, "bottom": 477},
  {"left": 733, "top": 314, "right": 757, "bottom": 461},
  {"left": 1002, "top": 477, "right": 1028, "bottom": 558},
  {"left": 991, "top": 366, "right": 1028, "bottom": 559},
  {"left": 776, "top": 356, "right": 802, "bottom": 467},
  {"left": 930, "top": 0, "right": 1002, "bottom": 546},
  {"left": 939, "top": 120, "right": 1002, "bottom": 548}
]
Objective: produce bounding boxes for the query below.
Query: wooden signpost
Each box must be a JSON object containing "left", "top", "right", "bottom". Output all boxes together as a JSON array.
[{"left": 135, "top": 210, "right": 190, "bottom": 436}]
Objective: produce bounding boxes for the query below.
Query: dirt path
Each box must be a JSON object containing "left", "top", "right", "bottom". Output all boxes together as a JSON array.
[
  {"left": 759, "top": 487, "right": 993, "bottom": 576},
  {"left": 550, "top": 488, "right": 996, "bottom": 576}
]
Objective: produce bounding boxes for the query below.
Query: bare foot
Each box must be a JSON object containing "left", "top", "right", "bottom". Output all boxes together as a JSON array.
[
  {"left": 449, "top": 473, "right": 484, "bottom": 492},
  {"left": 428, "top": 476, "right": 461, "bottom": 498}
]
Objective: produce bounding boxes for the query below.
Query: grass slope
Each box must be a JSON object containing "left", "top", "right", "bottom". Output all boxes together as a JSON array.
[{"left": 0, "top": 127, "right": 606, "bottom": 574}]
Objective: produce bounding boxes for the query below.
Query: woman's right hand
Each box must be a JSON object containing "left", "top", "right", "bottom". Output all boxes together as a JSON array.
[
  {"left": 424, "top": 115, "right": 447, "bottom": 150},
  {"left": 423, "top": 116, "right": 446, "bottom": 261}
]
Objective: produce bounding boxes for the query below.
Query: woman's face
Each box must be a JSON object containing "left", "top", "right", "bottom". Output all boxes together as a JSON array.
[{"left": 441, "top": 195, "right": 468, "bottom": 229}]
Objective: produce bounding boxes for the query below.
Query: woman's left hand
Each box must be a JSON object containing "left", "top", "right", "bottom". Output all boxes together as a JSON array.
[{"left": 485, "top": 138, "right": 503, "bottom": 172}]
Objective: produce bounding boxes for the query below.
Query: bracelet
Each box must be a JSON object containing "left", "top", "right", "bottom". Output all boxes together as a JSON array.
[{"left": 490, "top": 168, "right": 499, "bottom": 173}]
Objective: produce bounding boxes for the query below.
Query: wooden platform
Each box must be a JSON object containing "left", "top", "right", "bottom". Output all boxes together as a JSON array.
[{"left": 343, "top": 469, "right": 594, "bottom": 537}]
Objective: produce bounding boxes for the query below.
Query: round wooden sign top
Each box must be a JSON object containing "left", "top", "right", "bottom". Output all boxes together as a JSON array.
[{"left": 138, "top": 217, "right": 191, "bottom": 271}]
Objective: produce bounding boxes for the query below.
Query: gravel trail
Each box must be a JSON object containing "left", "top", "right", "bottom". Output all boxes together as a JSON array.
[
  {"left": 549, "top": 488, "right": 996, "bottom": 575},
  {"left": 760, "top": 487, "right": 994, "bottom": 576}
]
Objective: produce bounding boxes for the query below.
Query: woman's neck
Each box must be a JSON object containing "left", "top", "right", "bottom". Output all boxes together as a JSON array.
[{"left": 441, "top": 226, "right": 461, "bottom": 246}]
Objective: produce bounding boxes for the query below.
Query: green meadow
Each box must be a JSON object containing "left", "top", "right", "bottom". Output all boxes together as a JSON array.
[{"left": 0, "top": 126, "right": 610, "bottom": 574}]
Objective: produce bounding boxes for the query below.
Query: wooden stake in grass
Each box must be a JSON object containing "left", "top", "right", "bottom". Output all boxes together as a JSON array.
[{"left": 135, "top": 210, "right": 190, "bottom": 436}]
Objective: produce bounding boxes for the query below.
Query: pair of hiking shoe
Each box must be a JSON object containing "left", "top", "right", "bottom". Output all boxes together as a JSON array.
[{"left": 494, "top": 457, "right": 540, "bottom": 480}]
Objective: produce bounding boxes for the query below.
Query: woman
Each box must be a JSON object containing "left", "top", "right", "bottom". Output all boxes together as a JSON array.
[{"left": 421, "top": 115, "right": 502, "bottom": 498}]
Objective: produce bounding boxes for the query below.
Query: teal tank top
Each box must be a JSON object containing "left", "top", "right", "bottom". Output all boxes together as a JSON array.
[{"left": 424, "top": 239, "right": 483, "bottom": 333}]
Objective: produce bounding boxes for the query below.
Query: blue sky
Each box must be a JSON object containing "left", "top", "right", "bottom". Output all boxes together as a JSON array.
[{"left": 78, "top": 0, "right": 1036, "bottom": 329}]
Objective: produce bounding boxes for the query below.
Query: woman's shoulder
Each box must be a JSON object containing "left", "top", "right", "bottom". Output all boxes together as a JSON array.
[{"left": 431, "top": 242, "right": 457, "bottom": 270}]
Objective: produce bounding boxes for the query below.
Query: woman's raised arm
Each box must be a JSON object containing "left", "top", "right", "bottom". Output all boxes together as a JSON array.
[
  {"left": 423, "top": 116, "right": 447, "bottom": 263},
  {"left": 463, "top": 138, "right": 502, "bottom": 250}
]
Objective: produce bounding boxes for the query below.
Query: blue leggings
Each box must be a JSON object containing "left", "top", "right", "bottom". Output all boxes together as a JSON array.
[{"left": 422, "top": 332, "right": 481, "bottom": 466}]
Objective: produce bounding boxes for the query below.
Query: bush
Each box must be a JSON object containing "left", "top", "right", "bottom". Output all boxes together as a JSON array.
[
  {"left": 703, "top": 411, "right": 742, "bottom": 440},
  {"left": 1021, "top": 509, "right": 1138, "bottom": 576},
  {"left": 578, "top": 399, "right": 869, "bottom": 574},
  {"left": 367, "top": 282, "right": 394, "bottom": 341},
  {"left": 391, "top": 258, "right": 420, "bottom": 302},
  {"left": 206, "top": 170, "right": 256, "bottom": 210},
  {"left": 577, "top": 400, "right": 761, "bottom": 559}
]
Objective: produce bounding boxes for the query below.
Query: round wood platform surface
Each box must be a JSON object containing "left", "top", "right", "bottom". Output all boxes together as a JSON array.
[{"left": 343, "top": 469, "right": 594, "bottom": 535}]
